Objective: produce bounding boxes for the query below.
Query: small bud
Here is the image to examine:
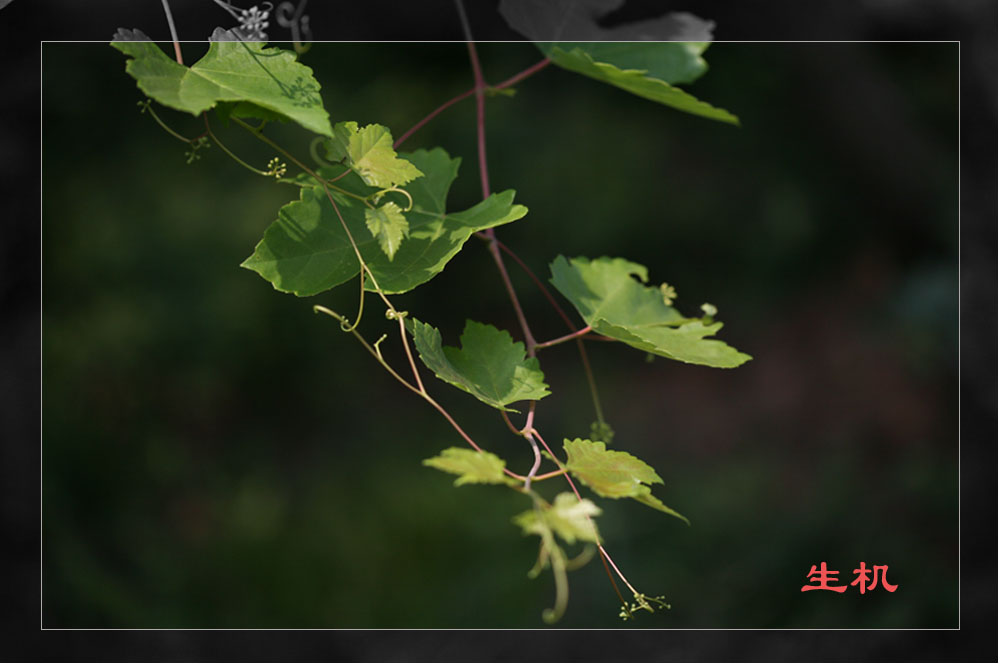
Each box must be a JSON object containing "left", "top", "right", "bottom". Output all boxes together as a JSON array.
[{"left": 659, "top": 282, "right": 677, "bottom": 306}]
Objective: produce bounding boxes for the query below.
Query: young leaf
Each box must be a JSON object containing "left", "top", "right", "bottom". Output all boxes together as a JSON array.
[
  {"left": 324, "top": 122, "right": 424, "bottom": 188},
  {"left": 364, "top": 201, "right": 409, "bottom": 260},
  {"left": 111, "top": 40, "right": 333, "bottom": 137},
  {"left": 409, "top": 319, "right": 550, "bottom": 412},
  {"left": 562, "top": 438, "right": 689, "bottom": 524},
  {"left": 242, "top": 148, "right": 528, "bottom": 295},
  {"left": 513, "top": 492, "right": 601, "bottom": 544},
  {"left": 423, "top": 447, "right": 509, "bottom": 486},
  {"left": 549, "top": 256, "right": 751, "bottom": 368},
  {"left": 545, "top": 493, "right": 602, "bottom": 544}
]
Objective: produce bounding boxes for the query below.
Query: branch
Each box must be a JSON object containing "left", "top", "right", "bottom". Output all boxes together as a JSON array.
[{"left": 535, "top": 326, "right": 592, "bottom": 351}]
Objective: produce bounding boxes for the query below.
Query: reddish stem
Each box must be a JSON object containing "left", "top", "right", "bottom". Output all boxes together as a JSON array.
[
  {"left": 536, "top": 325, "right": 592, "bottom": 350},
  {"left": 493, "top": 57, "right": 551, "bottom": 89},
  {"left": 394, "top": 58, "right": 550, "bottom": 151},
  {"left": 393, "top": 88, "right": 475, "bottom": 149},
  {"left": 494, "top": 238, "right": 577, "bottom": 330},
  {"left": 531, "top": 428, "right": 630, "bottom": 606},
  {"left": 465, "top": 40, "right": 490, "bottom": 201}
]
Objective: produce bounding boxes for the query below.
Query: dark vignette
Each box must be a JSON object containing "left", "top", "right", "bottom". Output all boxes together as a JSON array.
[{"left": 5, "top": 0, "right": 996, "bottom": 661}]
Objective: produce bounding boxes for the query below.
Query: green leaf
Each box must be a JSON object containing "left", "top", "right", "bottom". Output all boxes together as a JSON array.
[
  {"left": 513, "top": 492, "right": 601, "bottom": 544},
  {"left": 562, "top": 438, "right": 688, "bottom": 524},
  {"left": 242, "top": 148, "right": 528, "bottom": 295},
  {"left": 364, "top": 201, "right": 409, "bottom": 260},
  {"left": 111, "top": 40, "right": 333, "bottom": 137},
  {"left": 550, "top": 256, "right": 751, "bottom": 368},
  {"left": 409, "top": 319, "right": 550, "bottom": 412},
  {"left": 423, "top": 447, "right": 509, "bottom": 486},
  {"left": 539, "top": 42, "right": 710, "bottom": 86},
  {"left": 540, "top": 44, "right": 738, "bottom": 125},
  {"left": 324, "top": 122, "right": 424, "bottom": 188}
]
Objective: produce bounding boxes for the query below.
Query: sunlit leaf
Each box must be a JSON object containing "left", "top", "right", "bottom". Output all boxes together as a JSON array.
[
  {"left": 111, "top": 40, "right": 333, "bottom": 136},
  {"left": 562, "top": 438, "right": 688, "bottom": 524},
  {"left": 422, "top": 447, "right": 509, "bottom": 486},
  {"left": 513, "top": 492, "right": 601, "bottom": 544},
  {"left": 324, "top": 121, "right": 424, "bottom": 188},
  {"left": 364, "top": 201, "right": 409, "bottom": 260}
]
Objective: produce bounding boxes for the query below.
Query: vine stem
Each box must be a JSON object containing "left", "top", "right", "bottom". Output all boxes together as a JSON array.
[
  {"left": 535, "top": 325, "right": 592, "bottom": 350},
  {"left": 531, "top": 428, "right": 639, "bottom": 605},
  {"left": 493, "top": 237, "right": 576, "bottom": 329},
  {"left": 393, "top": 88, "right": 475, "bottom": 150},
  {"left": 232, "top": 116, "right": 536, "bottom": 485},
  {"left": 159, "top": 0, "right": 183, "bottom": 65},
  {"left": 393, "top": 58, "right": 551, "bottom": 151},
  {"left": 453, "top": 0, "right": 538, "bottom": 360}
]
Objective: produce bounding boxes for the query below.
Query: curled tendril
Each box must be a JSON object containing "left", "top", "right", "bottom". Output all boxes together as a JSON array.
[
  {"left": 371, "top": 186, "right": 414, "bottom": 212},
  {"left": 276, "top": 0, "right": 312, "bottom": 54},
  {"left": 309, "top": 136, "right": 341, "bottom": 169},
  {"left": 385, "top": 308, "right": 408, "bottom": 321}
]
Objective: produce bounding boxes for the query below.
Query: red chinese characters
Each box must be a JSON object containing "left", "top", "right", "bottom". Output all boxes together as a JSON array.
[{"left": 801, "top": 562, "right": 897, "bottom": 594}]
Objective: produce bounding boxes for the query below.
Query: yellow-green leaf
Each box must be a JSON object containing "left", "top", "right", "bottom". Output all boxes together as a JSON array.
[
  {"left": 324, "top": 121, "right": 423, "bottom": 188},
  {"left": 513, "top": 492, "right": 601, "bottom": 544},
  {"left": 422, "top": 447, "right": 508, "bottom": 486},
  {"left": 562, "top": 438, "right": 688, "bottom": 524},
  {"left": 364, "top": 201, "right": 409, "bottom": 260}
]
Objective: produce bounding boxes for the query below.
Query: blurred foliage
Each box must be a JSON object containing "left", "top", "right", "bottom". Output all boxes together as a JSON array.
[{"left": 42, "top": 42, "right": 957, "bottom": 628}]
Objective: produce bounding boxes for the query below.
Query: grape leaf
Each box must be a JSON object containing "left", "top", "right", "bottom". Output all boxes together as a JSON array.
[
  {"left": 541, "top": 45, "right": 738, "bottom": 124},
  {"left": 497, "top": 0, "right": 734, "bottom": 122},
  {"left": 549, "top": 256, "right": 751, "bottom": 368},
  {"left": 324, "top": 122, "right": 424, "bottom": 188},
  {"left": 112, "top": 28, "right": 152, "bottom": 42},
  {"left": 423, "top": 447, "right": 509, "bottom": 486},
  {"left": 242, "top": 148, "right": 528, "bottom": 295},
  {"left": 538, "top": 42, "right": 710, "bottom": 86},
  {"left": 562, "top": 438, "right": 688, "bottom": 524},
  {"left": 513, "top": 492, "right": 601, "bottom": 544},
  {"left": 364, "top": 201, "right": 409, "bottom": 260},
  {"left": 111, "top": 40, "right": 333, "bottom": 137},
  {"left": 499, "top": 0, "right": 713, "bottom": 45},
  {"left": 409, "top": 319, "right": 550, "bottom": 412}
]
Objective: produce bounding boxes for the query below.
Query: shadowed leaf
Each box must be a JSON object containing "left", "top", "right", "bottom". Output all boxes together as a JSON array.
[
  {"left": 550, "top": 256, "right": 751, "bottom": 368},
  {"left": 409, "top": 319, "right": 550, "bottom": 412},
  {"left": 243, "top": 148, "right": 527, "bottom": 295}
]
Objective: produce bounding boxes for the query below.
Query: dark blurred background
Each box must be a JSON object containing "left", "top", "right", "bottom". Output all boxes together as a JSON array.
[{"left": 41, "top": 36, "right": 961, "bottom": 631}]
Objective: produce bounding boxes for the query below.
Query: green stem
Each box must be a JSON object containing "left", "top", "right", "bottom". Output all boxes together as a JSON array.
[
  {"left": 143, "top": 102, "right": 194, "bottom": 143},
  {"left": 577, "top": 338, "right": 607, "bottom": 425},
  {"left": 231, "top": 117, "right": 370, "bottom": 206},
  {"left": 203, "top": 121, "right": 270, "bottom": 176}
]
